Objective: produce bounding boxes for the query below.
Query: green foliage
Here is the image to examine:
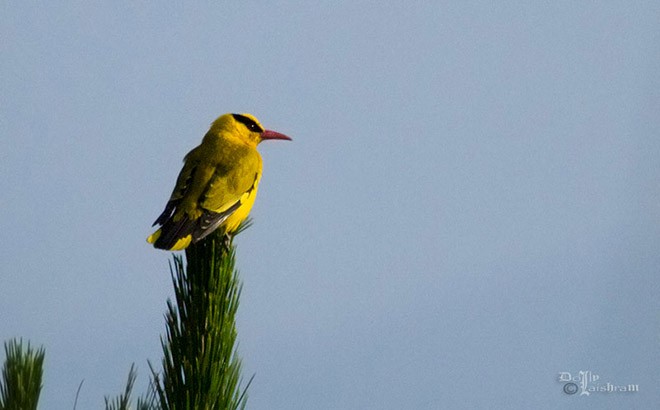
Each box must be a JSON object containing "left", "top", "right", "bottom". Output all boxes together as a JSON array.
[
  {"left": 0, "top": 339, "right": 45, "bottom": 410},
  {"left": 105, "top": 364, "right": 158, "bottom": 410},
  {"left": 4, "top": 223, "right": 253, "bottom": 409},
  {"left": 151, "top": 230, "right": 251, "bottom": 409},
  {"left": 105, "top": 364, "right": 137, "bottom": 410}
]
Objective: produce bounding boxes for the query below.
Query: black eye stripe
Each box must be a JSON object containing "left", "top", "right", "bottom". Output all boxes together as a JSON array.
[{"left": 232, "top": 114, "right": 264, "bottom": 133}]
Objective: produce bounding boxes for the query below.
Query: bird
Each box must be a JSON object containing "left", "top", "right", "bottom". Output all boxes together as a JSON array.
[{"left": 147, "top": 113, "right": 291, "bottom": 250}]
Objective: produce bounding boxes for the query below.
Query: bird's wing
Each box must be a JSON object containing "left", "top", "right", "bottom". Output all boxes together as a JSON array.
[
  {"left": 169, "top": 153, "right": 199, "bottom": 202},
  {"left": 199, "top": 159, "right": 259, "bottom": 213},
  {"left": 191, "top": 155, "right": 260, "bottom": 241},
  {"left": 152, "top": 152, "right": 199, "bottom": 226},
  {"left": 150, "top": 147, "right": 260, "bottom": 249}
]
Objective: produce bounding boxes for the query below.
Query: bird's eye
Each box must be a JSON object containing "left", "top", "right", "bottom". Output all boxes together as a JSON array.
[{"left": 232, "top": 114, "right": 264, "bottom": 133}]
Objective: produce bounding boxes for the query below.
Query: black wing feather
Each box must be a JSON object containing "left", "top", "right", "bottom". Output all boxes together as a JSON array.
[
  {"left": 152, "top": 200, "right": 242, "bottom": 250},
  {"left": 191, "top": 200, "right": 242, "bottom": 243},
  {"left": 153, "top": 200, "right": 177, "bottom": 226}
]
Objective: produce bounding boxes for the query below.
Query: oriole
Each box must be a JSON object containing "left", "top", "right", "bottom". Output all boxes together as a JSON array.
[{"left": 148, "top": 113, "right": 291, "bottom": 250}]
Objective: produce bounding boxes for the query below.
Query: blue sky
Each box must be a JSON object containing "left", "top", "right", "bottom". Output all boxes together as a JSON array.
[{"left": 2, "top": 2, "right": 659, "bottom": 409}]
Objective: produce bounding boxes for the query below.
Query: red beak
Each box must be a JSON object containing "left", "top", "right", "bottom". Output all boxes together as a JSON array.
[{"left": 261, "top": 129, "right": 292, "bottom": 141}]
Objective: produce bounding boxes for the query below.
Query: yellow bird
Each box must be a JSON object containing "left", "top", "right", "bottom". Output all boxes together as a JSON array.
[{"left": 148, "top": 113, "right": 291, "bottom": 250}]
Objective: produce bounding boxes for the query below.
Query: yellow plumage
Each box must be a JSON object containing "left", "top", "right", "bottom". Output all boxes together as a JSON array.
[{"left": 148, "top": 113, "right": 291, "bottom": 250}]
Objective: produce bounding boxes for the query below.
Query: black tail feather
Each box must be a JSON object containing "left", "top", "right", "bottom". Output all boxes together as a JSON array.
[
  {"left": 153, "top": 215, "right": 196, "bottom": 250},
  {"left": 152, "top": 200, "right": 242, "bottom": 250}
]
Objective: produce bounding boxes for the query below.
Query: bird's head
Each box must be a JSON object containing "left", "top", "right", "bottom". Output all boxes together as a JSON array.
[{"left": 210, "top": 113, "right": 291, "bottom": 147}]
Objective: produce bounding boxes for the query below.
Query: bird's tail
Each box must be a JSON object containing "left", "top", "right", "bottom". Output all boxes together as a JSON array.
[{"left": 147, "top": 228, "right": 193, "bottom": 251}]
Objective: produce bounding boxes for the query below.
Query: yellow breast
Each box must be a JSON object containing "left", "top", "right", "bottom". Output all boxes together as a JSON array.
[{"left": 222, "top": 173, "right": 261, "bottom": 233}]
